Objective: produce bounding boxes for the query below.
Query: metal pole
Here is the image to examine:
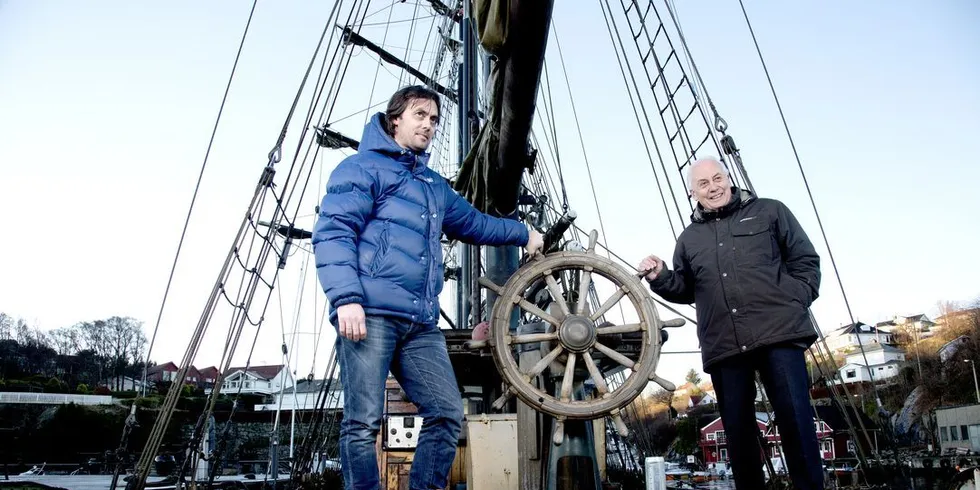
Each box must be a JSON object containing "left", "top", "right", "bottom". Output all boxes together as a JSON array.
[
  {"left": 969, "top": 360, "right": 980, "bottom": 404},
  {"left": 457, "top": 0, "right": 475, "bottom": 329}
]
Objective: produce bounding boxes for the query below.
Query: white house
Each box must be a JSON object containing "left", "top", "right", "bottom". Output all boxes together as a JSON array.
[
  {"left": 254, "top": 378, "right": 344, "bottom": 412},
  {"left": 824, "top": 322, "right": 894, "bottom": 354},
  {"left": 207, "top": 364, "right": 290, "bottom": 396},
  {"left": 837, "top": 344, "right": 906, "bottom": 383},
  {"left": 878, "top": 314, "right": 938, "bottom": 340}
]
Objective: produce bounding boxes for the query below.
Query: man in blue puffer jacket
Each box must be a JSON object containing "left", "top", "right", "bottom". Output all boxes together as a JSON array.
[{"left": 313, "top": 85, "right": 543, "bottom": 490}]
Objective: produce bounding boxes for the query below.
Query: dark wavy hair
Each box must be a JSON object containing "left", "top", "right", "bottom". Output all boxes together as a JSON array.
[{"left": 384, "top": 85, "right": 441, "bottom": 136}]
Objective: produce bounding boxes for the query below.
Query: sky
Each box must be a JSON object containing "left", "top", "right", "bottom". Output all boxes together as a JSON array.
[{"left": 1, "top": 1, "right": 978, "bottom": 388}]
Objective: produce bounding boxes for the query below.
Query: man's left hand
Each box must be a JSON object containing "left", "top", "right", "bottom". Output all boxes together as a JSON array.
[{"left": 525, "top": 228, "right": 544, "bottom": 256}]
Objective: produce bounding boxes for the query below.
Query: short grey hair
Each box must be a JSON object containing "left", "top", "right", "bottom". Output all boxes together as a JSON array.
[{"left": 686, "top": 156, "right": 729, "bottom": 192}]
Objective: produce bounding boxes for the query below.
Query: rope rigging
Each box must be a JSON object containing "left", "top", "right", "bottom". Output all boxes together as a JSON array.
[
  {"left": 125, "top": 1, "right": 368, "bottom": 487},
  {"left": 730, "top": 1, "right": 908, "bottom": 484},
  {"left": 116, "top": 0, "right": 909, "bottom": 486},
  {"left": 139, "top": 0, "right": 259, "bottom": 397}
]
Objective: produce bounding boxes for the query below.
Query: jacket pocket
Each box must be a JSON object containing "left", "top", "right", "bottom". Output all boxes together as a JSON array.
[
  {"left": 369, "top": 221, "right": 391, "bottom": 277},
  {"left": 732, "top": 221, "right": 774, "bottom": 265},
  {"left": 788, "top": 277, "right": 811, "bottom": 306}
]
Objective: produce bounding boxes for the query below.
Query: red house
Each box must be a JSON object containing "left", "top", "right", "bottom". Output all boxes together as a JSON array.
[
  {"left": 699, "top": 406, "right": 877, "bottom": 464},
  {"left": 699, "top": 412, "right": 770, "bottom": 464},
  {"left": 145, "top": 362, "right": 219, "bottom": 389}
]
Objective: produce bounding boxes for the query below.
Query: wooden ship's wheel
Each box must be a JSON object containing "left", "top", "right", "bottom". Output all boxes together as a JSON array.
[{"left": 472, "top": 230, "right": 679, "bottom": 444}]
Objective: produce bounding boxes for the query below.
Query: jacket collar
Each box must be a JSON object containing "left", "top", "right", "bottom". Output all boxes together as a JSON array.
[{"left": 691, "top": 187, "right": 755, "bottom": 223}]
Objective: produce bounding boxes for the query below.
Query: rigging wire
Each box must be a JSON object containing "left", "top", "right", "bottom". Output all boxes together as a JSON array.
[
  {"left": 540, "top": 61, "right": 569, "bottom": 211},
  {"left": 131, "top": 2, "right": 360, "bottom": 488},
  {"left": 140, "top": 0, "right": 259, "bottom": 396},
  {"left": 397, "top": 0, "right": 422, "bottom": 87},
  {"left": 732, "top": 7, "right": 900, "bottom": 474},
  {"left": 550, "top": 21, "right": 628, "bottom": 324},
  {"left": 598, "top": 0, "right": 685, "bottom": 238},
  {"left": 733, "top": 0, "right": 873, "bottom": 374},
  {"left": 363, "top": 1, "right": 398, "bottom": 127}
]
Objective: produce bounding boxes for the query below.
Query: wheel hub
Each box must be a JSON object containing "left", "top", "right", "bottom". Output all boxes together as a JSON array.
[{"left": 558, "top": 314, "right": 596, "bottom": 353}]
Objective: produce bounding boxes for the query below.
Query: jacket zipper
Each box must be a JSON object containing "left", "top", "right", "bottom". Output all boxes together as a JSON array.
[
  {"left": 415, "top": 154, "right": 434, "bottom": 322},
  {"left": 718, "top": 218, "right": 743, "bottom": 350}
]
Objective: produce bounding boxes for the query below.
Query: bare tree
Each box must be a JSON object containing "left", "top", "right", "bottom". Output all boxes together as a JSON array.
[
  {"left": 49, "top": 327, "right": 81, "bottom": 356},
  {"left": 0, "top": 312, "right": 12, "bottom": 340}
]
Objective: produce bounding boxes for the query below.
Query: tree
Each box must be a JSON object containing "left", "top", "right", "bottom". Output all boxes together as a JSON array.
[
  {"left": 685, "top": 369, "right": 703, "bottom": 394},
  {"left": 0, "top": 312, "right": 12, "bottom": 340},
  {"left": 49, "top": 327, "right": 81, "bottom": 356},
  {"left": 650, "top": 388, "right": 674, "bottom": 406}
]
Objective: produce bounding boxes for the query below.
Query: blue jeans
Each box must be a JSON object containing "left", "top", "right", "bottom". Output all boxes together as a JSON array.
[
  {"left": 336, "top": 315, "right": 463, "bottom": 490},
  {"left": 708, "top": 345, "right": 823, "bottom": 490}
]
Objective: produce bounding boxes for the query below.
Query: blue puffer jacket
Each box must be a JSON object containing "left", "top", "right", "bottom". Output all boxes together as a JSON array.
[{"left": 313, "top": 112, "right": 529, "bottom": 325}]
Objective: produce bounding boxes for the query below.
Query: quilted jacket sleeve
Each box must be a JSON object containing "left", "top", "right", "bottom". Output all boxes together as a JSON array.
[
  {"left": 442, "top": 189, "right": 529, "bottom": 246},
  {"left": 312, "top": 158, "right": 376, "bottom": 307}
]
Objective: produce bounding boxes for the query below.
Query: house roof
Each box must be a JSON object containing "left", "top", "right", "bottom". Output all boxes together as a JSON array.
[
  {"left": 224, "top": 364, "right": 285, "bottom": 380},
  {"left": 845, "top": 343, "right": 904, "bottom": 355},
  {"left": 836, "top": 322, "right": 888, "bottom": 335},
  {"left": 198, "top": 366, "right": 220, "bottom": 378},
  {"left": 146, "top": 362, "right": 178, "bottom": 374},
  {"left": 701, "top": 412, "right": 770, "bottom": 431},
  {"left": 292, "top": 378, "right": 343, "bottom": 393},
  {"left": 901, "top": 314, "right": 934, "bottom": 324}
]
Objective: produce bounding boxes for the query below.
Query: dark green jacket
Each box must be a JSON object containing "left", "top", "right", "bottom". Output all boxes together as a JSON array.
[{"left": 649, "top": 188, "right": 820, "bottom": 370}]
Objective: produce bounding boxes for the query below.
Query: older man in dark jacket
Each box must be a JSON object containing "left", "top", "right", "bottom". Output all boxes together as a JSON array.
[
  {"left": 639, "top": 156, "right": 823, "bottom": 489},
  {"left": 314, "top": 85, "right": 542, "bottom": 490}
]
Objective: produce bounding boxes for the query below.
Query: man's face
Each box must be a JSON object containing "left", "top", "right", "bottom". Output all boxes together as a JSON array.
[
  {"left": 691, "top": 161, "right": 732, "bottom": 211},
  {"left": 392, "top": 98, "right": 439, "bottom": 152}
]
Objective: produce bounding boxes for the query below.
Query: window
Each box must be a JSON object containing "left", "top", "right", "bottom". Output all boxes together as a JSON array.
[
  {"left": 941, "top": 427, "right": 949, "bottom": 442},
  {"left": 715, "top": 431, "right": 726, "bottom": 443},
  {"left": 951, "top": 427, "right": 959, "bottom": 441},
  {"left": 822, "top": 440, "right": 833, "bottom": 453},
  {"left": 720, "top": 448, "right": 728, "bottom": 461},
  {"left": 962, "top": 426, "right": 969, "bottom": 440},
  {"left": 707, "top": 433, "right": 716, "bottom": 441},
  {"left": 846, "top": 370, "right": 856, "bottom": 379}
]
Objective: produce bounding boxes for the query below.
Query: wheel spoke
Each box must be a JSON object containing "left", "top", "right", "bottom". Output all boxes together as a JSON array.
[
  {"left": 593, "top": 341, "right": 635, "bottom": 370},
  {"left": 508, "top": 332, "right": 559, "bottom": 345},
  {"left": 589, "top": 287, "right": 627, "bottom": 322},
  {"left": 582, "top": 352, "right": 609, "bottom": 395},
  {"left": 515, "top": 296, "right": 561, "bottom": 327},
  {"left": 544, "top": 274, "right": 571, "bottom": 317},
  {"left": 650, "top": 374, "right": 676, "bottom": 392},
  {"left": 575, "top": 270, "right": 592, "bottom": 315},
  {"left": 596, "top": 323, "right": 643, "bottom": 335},
  {"left": 560, "top": 352, "right": 577, "bottom": 402},
  {"left": 610, "top": 409, "right": 630, "bottom": 437},
  {"left": 524, "top": 344, "right": 564, "bottom": 378},
  {"left": 491, "top": 385, "right": 515, "bottom": 411},
  {"left": 553, "top": 416, "right": 566, "bottom": 445}
]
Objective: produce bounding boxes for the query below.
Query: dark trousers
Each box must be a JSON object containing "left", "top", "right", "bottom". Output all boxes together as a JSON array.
[{"left": 709, "top": 345, "right": 824, "bottom": 490}]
